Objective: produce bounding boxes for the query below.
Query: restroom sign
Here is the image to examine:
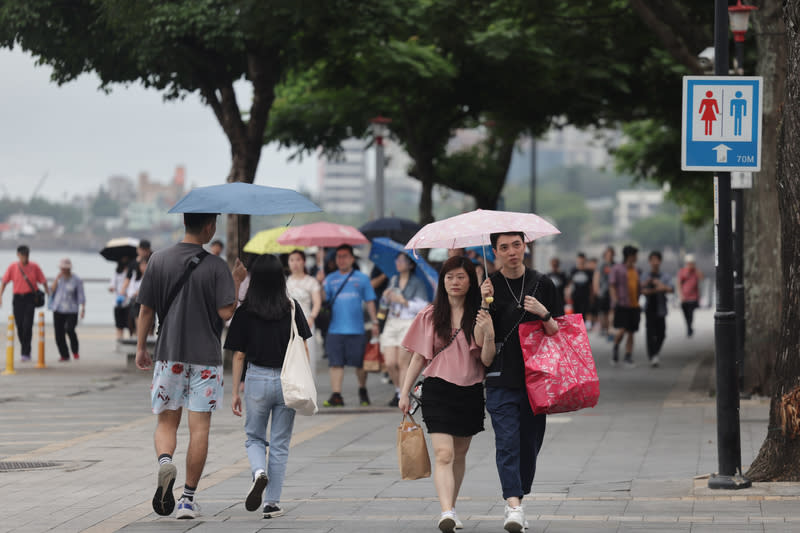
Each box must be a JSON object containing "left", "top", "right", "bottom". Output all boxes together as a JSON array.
[{"left": 681, "top": 76, "right": 762, "bottom": 172}]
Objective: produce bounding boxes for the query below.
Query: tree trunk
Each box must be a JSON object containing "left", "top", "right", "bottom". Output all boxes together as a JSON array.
[
  {"left": 745, "top": 2, "right": 800, "bottom": 481},
  {"left": 417, "top": 160, "right": 435, "bottom": 225},
  {"left": 743, "top": 0, "right": 786, "bottom": 395}
]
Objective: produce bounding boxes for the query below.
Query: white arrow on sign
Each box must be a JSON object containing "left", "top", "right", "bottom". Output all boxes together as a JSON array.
[{"left": 713, "top": 144, "right": 732, "bottom": 163}]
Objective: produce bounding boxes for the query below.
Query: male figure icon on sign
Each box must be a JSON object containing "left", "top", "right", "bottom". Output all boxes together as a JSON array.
[
  {"left": 731, "top": 91, "right": 747, "bottom": 136},
  {"left": 699, "top": 91, "right": 720, "bottom": 135}
]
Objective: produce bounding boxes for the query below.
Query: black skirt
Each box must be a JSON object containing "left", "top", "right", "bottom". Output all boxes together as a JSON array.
[{"left": 420, "top": 377, "right": 485, "bottom": 437}]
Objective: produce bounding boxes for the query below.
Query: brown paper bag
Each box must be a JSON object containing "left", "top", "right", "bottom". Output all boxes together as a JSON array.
[
  {"left": 362, "top": 340, "right": 383, "bottom": 373},
  {"left": 396, "top": 414, "right": 431, "bottom": 480}
]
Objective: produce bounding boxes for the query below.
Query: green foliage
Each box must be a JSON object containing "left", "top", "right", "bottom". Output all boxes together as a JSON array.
[
  {"left": 627, "top": 213, "right": 681, "bottom": 250},
  {"left": 0, "top": 198, "right": 83, "bottom": 231},
  {"left": 614, "top": 120, "right": 713, "bottom": 227}
]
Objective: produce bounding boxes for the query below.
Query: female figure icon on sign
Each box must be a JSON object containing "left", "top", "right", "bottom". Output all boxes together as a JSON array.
[{"left": 699, "top": 90, "right": 720, "bottom": 136}]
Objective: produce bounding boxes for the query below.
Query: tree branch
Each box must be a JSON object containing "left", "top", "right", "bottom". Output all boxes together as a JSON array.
[{"left": 629, "top": 0, "right": 704, "bottom": 75}]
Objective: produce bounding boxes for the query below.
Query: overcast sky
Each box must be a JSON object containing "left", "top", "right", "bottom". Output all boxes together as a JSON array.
[{"left": 0, "top": 48, "right": 317, "bottom": 203}]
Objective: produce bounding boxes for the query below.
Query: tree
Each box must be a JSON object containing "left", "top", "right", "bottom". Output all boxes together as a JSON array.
[
  {"left": 0, "top": 0, "right": 370, "bottom": 263},
  {"left": 91, "top": 188, "right": 120, "bottom": 217},
  {"left": 745, "top": 1, "right": 800, "bottom": 481},
  {"left": 628, "top": 213, "right": 681, "bottom": 251}
]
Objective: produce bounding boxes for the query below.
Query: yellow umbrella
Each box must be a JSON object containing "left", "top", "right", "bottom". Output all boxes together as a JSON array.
[{"left": 243, "top": 227, "right": 305, "bottom": 254}]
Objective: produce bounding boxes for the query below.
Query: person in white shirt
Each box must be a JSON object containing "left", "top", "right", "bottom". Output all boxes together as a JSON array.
[{"left": 285, "top": 250, "right": 322, "bottom": 372}]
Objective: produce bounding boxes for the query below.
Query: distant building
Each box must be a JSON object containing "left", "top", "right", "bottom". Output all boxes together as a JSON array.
[
  {"left": 137, "top": 166, "right": 186, "bottom": 207},
  {"left": 614, "top": 189, "right": 664, "bottom": 237},
  {"left": 3, "top": 214, "right": 61, "bottom": 240},
  {"left": 106, "top": 175, "right": 136, "bottom": 205},
  {"left": 318, "top": 139, "right": 368, "bottom": 215},
  {"left": 126, "top": 202, "right": 182, "bottom": 232}
]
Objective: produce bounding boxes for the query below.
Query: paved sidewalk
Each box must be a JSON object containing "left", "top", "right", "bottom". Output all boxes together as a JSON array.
[{"left": 0, "top": 309, "right": 797, "bottom": 532}]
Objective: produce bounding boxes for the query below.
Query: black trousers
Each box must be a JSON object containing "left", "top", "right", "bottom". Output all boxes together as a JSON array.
[
  {"left": 12, "top": 293, "right": 35, "bottom": 356},
  {"left": 645, "top": 312, "right": 666, "bottom": 359},
  {"left": 53, "top": 311, "right": 79, "bottom": 359},
  {"left": 681, "top": 301, "right": 699, "bottom": 333}
]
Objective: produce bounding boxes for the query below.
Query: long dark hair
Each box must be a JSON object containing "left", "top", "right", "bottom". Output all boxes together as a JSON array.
[
  {"left": 432, "top": 256, "right": 480, "bottom": 345},
  {"left": 243, "top": 254, "right": 291, "bottom": 321}
]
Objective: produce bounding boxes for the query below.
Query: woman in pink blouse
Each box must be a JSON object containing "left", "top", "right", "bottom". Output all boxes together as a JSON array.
[{"left": 398, "top": 256, "right": 495, "bottom": 533}]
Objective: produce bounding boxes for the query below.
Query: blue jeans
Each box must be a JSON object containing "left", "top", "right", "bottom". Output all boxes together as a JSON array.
[
  {"left": 485, "top": 386, "right": 547, "bottom": 500},
  {"left": 244, "top": 364, "right": 296, "bottom": 504}
]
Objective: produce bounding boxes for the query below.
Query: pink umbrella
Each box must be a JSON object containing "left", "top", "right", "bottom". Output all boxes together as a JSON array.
[
  {"left": 277, "top": 221, "right": 369, "bottom": 247},
  {"left": 404, "top": 209, "right": 560, "bottom": 272}
]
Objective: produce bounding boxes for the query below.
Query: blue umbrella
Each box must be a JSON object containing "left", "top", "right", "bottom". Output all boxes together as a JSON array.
[
  {"left": 168, "top": 182, "right": 321, "bottom": 215},
  {"left": 369, "top": 237, "right": 438, "bottom": 300},
  {"left": 465, "top": 245, "right": 495, "bottom": 263}
]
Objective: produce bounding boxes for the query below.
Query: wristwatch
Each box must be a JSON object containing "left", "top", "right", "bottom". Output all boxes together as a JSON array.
[{"left": 540, "top": 312, "right": 552, "bottom": 322}]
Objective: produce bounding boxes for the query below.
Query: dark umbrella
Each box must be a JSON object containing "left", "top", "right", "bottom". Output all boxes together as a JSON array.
[
  {"left": 359, "top": 217, "right": 422, "bottom": 244},
  {"left": 100, "top": 237, "right": 139, "bottom": 262}
]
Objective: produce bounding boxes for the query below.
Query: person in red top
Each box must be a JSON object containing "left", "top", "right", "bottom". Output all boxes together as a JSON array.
[
  {"left": 0, "top": 245, "right": 48, "bottom": 361},
  {"left": 677, "top": 254, "right": 704, "bottom": 337}
]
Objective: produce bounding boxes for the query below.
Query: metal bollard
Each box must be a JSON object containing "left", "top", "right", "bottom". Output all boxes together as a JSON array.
[
  {"left": 2, "top": 315, "right": 15, "bottom": 376},
  {"left": 36, "top": 311, "right": 46, "bottom": 369}
]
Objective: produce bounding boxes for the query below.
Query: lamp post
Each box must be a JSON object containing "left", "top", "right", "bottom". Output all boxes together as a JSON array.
[
  {"left": 370, "top": 116, "right": 392, "bottom": 219},
  {"left": 728, "top": 0, "right": 758, "bottom": 397},
  {"left": 708, "top": 0, "right": 750, "bottom": 490}
]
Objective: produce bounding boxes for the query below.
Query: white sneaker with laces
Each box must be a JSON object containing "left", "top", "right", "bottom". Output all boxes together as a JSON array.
[
  {"left": 503, "top": 504, "right": 525, "bottom": 533},
  {"left": 650, "top": 355, "right": 660, "bottom": 368},
  {"left": 175, "top": 497, "right": 200, "bottom": 519},
  {"left": 438, "top": 510, "right": 456, "bottom": 532}
]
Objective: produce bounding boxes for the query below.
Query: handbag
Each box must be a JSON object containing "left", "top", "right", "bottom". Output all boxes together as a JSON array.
[
  {"left": 396, "top": 413, "right": 431, "bottom": 480},
  {"left": 362, "top": 337, "right": 383, "bottom": 372},
  {"left": 18, "top": 264, "right": 46, "bottom": 308},
  {"left": 280, "top": 300, "right": 318, "bottom": 416},
  {"left": 518, "top": 314, "right": 599, "bottom": 415},
  {"left": 317, "top": 270, "right": 354, "bottom": 335}
]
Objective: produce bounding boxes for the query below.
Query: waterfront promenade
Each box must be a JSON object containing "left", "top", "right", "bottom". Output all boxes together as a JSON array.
[{"left": 1, "top": 309, "right": 798, "bottom": 532}]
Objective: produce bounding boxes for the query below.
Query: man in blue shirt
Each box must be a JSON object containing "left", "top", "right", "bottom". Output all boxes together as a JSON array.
[{"left": 323, "top": 244, "right": 379, "bottom": 407}]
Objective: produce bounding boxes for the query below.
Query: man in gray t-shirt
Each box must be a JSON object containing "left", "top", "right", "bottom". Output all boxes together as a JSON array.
[{"left": 135, "top": 212, "right": 245, "bottom": 519}]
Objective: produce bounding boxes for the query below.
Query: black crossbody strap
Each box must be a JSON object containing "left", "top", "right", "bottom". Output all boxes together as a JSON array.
[
  {"left": 327, "top": 269, "right": 354, "bottom": 307},
  {"left": 18, "top": 264, "right": 37, "bottom": 292},
  {"left": 433, "top": 327, "right": 461, "bottom": 359},
  {"left": 157, "top": 250, "right": 209, "bottom": 335}
]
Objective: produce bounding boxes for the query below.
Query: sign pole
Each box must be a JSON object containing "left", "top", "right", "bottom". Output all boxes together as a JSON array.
[{"left": 709, "top": 0, "right": 750, "bottom": 490}]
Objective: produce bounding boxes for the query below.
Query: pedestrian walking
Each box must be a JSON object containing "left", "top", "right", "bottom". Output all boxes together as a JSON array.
[
  {"left": 594, "top": 246, "right": 615, "bottom": 341},
  {"left": 48, "top": 258, "right": 85, "bottom": 362},
  {"left": 642, "top": 251, "right": 673, "bottom": 368},
  {"left": 546, "top": 257, "right": 568, "bottom": 313},
  {"left": 609, "top": 245, "right": 641, "bottom": 368},
  {"left": 677, "top": 254, "right": 704, "bottom": 337},
  {"left": 381, "top": 252, "right": 430, "bottom": 406},
  {"left": 0, "top": 245, "right": 48, "bottom": 361},
  {"left": 135, "top": 213, "right": 246, "bottom": 520},
  {"left": 398, "top": 256, "right": 495, "bottom": 533},
  {"left": 321, "top": 244, "right": 379, "bottom": 407},
  {"left": 286, "top": 250, "right": 322, "bottom": 373},
  {"left": 110, "top": 256, "right": 133, "bottom": 339},
  {"left": 480, "top": 232, "right": 563, "bottom": 533},
  {"left": 585, "top": 256, "right": 599, "bottom": 329},
  {"left": 225, "top": 254, "right": 313, "bottom": 519},
  {"left": 121, "top": 239, "right": 152, "bottom": 298},
  {"left": 565, "top": 252, "right": 594, "bottom": 321}
]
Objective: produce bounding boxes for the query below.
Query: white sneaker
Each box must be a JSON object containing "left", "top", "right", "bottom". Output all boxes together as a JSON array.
[
  {"left": 438, "top": 510, "right": 456, "bottom": 532},
  {"left": 452, "top": 509, "right": 464, "bottom": 529},
  {"left": 504, "top": 504, "right": 525, "bottom": 533},
  {"left": 650, "top": 355, "right": 660, "bottom": 368},
  {"left": 175, "top": 497, "right": 200, "bottom": 519}
]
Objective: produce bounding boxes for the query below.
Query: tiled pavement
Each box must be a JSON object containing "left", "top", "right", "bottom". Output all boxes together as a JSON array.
[{"left": 0, "top": 308, "right": 798, "bottom": 532}]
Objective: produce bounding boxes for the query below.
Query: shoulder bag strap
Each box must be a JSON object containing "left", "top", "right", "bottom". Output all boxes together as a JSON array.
[
  {"left": 327, "top": 269, "right": 355, "bottom": 307},
  {"left": 432, "top": 327, "right": 461, "bottom": 360},
  {"left": 157, "top": 250, "right": 210, "bottom": 335},
  {"left": 18, "top": 264, "right": 37, "bottom": 292}
]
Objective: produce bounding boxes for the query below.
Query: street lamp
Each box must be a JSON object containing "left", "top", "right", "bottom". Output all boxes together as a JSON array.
[
  {"left": 728, "top": 0, "right": 758, "bottom": 399},
  {"left": 370, "top": 116, "right": 392, "bottom": 219},
  {"left": 729, "top": 0, "right": 758, "bottom": 75}
]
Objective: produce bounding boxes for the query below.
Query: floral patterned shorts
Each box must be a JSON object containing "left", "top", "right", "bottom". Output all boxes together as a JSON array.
[{"left": 150, "top": 360, "right": 224, "bottom": 414}]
